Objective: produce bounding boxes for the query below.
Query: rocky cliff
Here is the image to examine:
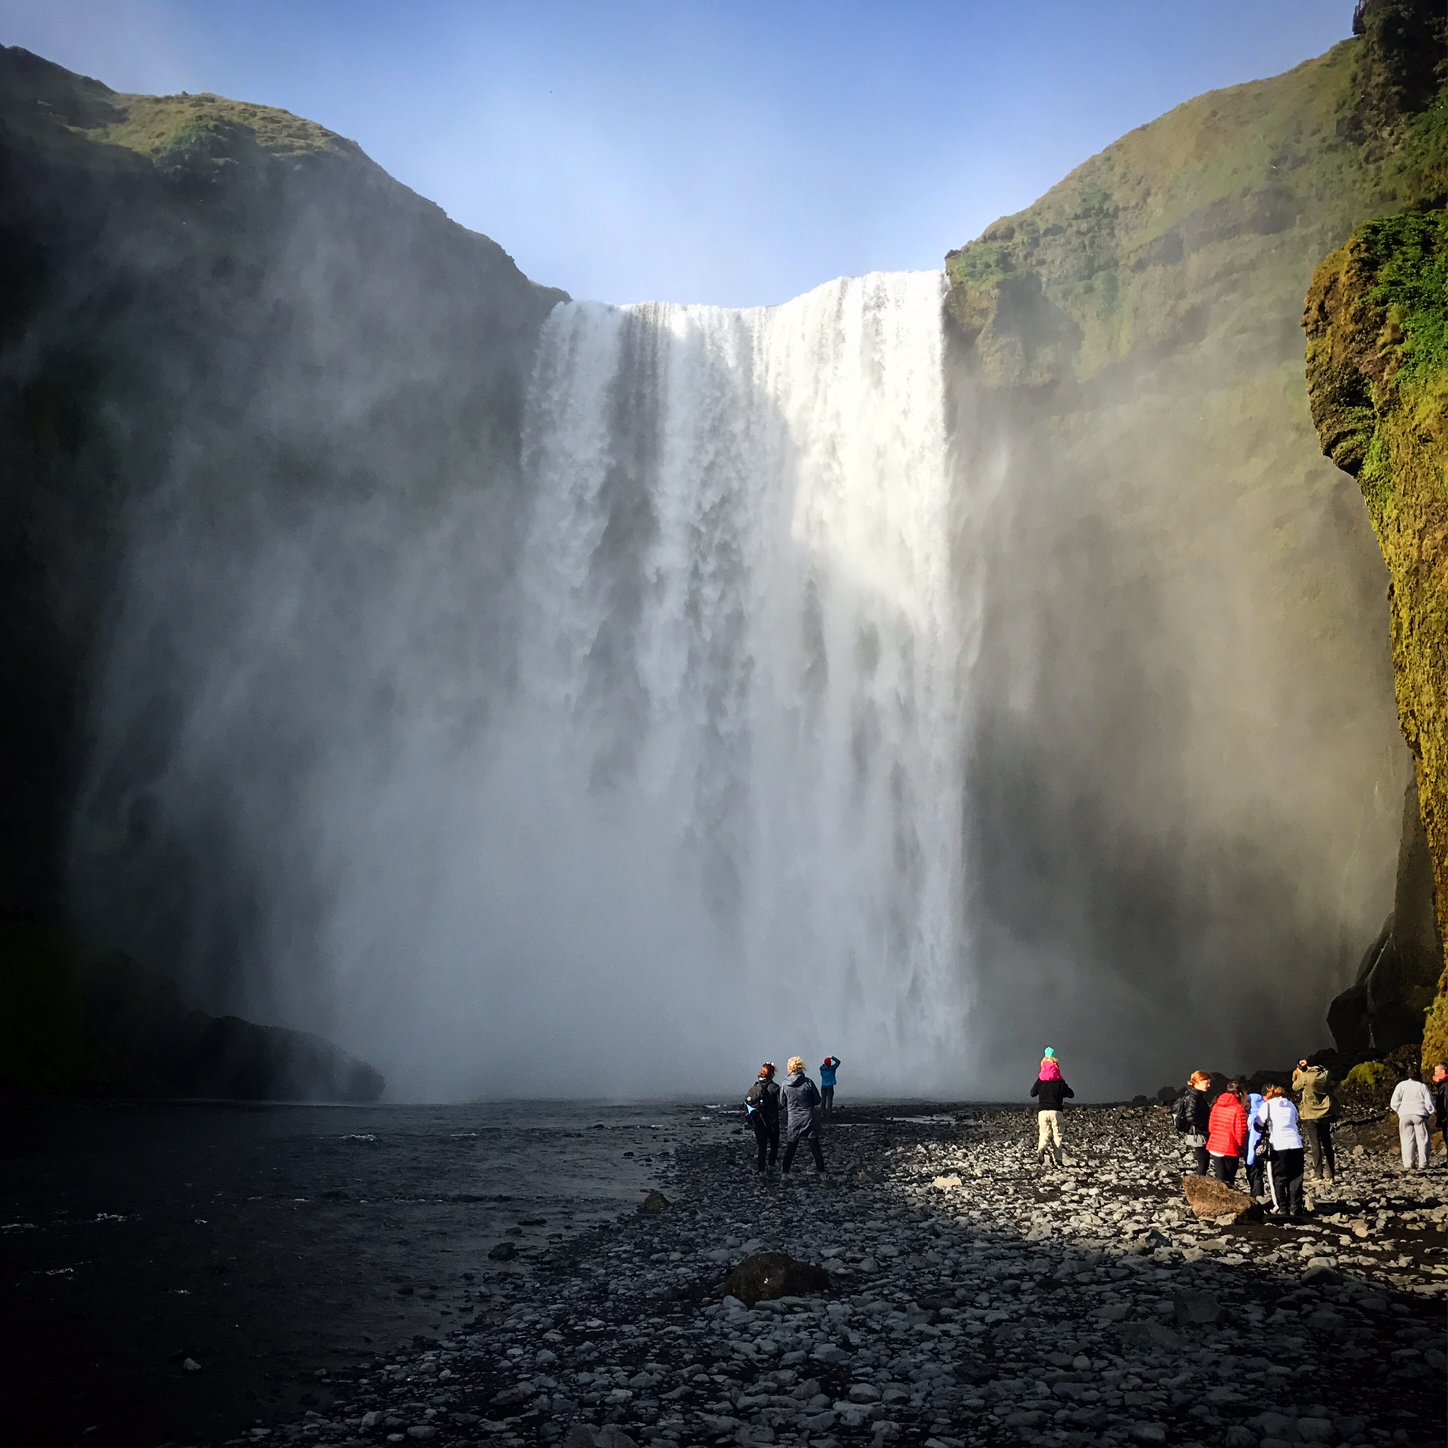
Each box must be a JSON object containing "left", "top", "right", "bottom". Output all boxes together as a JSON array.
[
  {"left": 0, "top": 46, "right": 564, "bottom": 1084},
  {"left": 1304, "top": 197, "right": 1445, "bottom": 1067},
  {"left": 939, "top": 1, "right": 1443, "bottom": 1076}
]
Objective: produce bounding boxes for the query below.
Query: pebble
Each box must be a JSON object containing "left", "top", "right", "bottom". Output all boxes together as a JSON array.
[{"left": 243, "top": 1104, "right": 1442, "bottom": 1447}]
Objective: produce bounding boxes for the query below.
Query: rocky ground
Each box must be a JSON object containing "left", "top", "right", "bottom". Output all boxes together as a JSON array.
[{"left": 209, "top": 1104, "right": 1446, "bottom": 1448}]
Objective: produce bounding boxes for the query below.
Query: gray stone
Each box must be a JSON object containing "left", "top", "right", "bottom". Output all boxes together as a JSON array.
[
  {"left": 1172, "top": 1288, "right": 1220, "bottom": 1326},
  {"left": 1002, "top": 1409, "right": 1046, "bottom": 1427}
]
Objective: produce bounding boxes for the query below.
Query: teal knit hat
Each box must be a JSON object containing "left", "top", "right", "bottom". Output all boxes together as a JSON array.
[{"left": 1043, "top": 1047, "right": 1056, "bottom": 1058}]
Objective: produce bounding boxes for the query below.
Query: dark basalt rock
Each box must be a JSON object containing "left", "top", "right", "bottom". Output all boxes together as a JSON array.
[
  {"left": 717, "top": 1252, "right": 832, "bottom": 1306},
  {"left": 0, "top": 915, "right": 384, "bottom": 1100},
  {"left": 1329, "top": 778, "right": 1444, "bottom": 1057}
]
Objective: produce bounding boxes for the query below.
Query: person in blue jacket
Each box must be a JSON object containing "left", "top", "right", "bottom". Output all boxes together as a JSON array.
[
  {"left": 1244, "top": 1090, "right": 1266, "bottom": 1198},
  {"left": 820, "top": 1057, "right": 841, "bottom": 1116}
]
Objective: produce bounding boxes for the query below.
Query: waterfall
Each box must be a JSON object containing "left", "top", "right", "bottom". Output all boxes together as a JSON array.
[
  {"left": 485, "top": 270, "right": 972, "bottom": 1089},
  {"left": 70, "top": 269, "right": 978, "bottom": 1099}
]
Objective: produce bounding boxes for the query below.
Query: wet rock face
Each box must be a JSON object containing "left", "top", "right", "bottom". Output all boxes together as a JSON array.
[
  {"left": 80, "top": 951, "right": 386, "bottom": 1101},
  {"left": 1304, "top": 205, "right": 1447, "bottom": 1069},
  {"left": 717, "top": 1253, "right": 832, "bottom": 1307},
  {"left": 1330, "top": 781, "right": 1442, "bottom": 1057},
  {"left": 0, "top": 926, "right": 385, "bottom": 1099}
]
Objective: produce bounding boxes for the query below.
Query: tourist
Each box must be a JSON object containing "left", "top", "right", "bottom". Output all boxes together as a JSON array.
[
  {"left": 1431, "top": 1063, "right": 1447, "bottom": 1151},
  {"left": 1244, "top": 1088, "right": 1267, "bottom": 1198},
  {"left": 744, "top": 1063, "right": 781, "bottom": 1172},
  {"left": 779, "top": 1056, "right": 826, "bottom": 1176},
  {"left": 1254, "top": 1084, "right": 1306, "bottom": 1220},
  {"left": 1388, "top": 1063, "right": 1435, "bottom": 1171},
  {"left": 820, "top": 1056, "right": 841, "bottom": 1117},
  {"left": 1030, "top": 1050, "right": 1073, "bottom": 1168},
  {"left": 1292, "top": 1055, "right": 1336, "bottom": 1184},
  {"left": 1173, "top": 1071, "right": 1212, "bottom": 1175},
  {"left": 1206, "top": 1079, "right": 1247, "bottom": 1186}
]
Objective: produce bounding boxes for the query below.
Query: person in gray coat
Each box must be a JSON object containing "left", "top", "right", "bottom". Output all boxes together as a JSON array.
[{"left": 779, "top": 1055, "right": 826, "bottom": 1175}]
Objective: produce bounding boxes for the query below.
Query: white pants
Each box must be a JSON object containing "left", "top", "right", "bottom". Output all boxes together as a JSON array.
[
  {"left": 1399, "top": 1115, "right": 1430, "bottom": 1168},
  {"left": 1038, "top": 1111, "right": 1063, "bottom": 1151}
]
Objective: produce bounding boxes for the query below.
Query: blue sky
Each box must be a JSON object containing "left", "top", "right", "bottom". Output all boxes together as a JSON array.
[{"left": 4, "top": 1, "right": 1349, "bottom": 306}]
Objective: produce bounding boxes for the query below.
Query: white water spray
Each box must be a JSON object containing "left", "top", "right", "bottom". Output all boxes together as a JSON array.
[{"left": 437, "top": 270, "right": 972, "bottom": 1094}]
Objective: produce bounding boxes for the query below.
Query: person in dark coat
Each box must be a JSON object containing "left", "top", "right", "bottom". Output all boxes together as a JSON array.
[
  {"left": 1030, "top": 1053, "right": 1074, "bottom": 1167},
  {"left": 744, "top": 1063, "right": 781, "bottom": 1172},
  {"left": 1174, "top": 1071, "right": 1212, "bottom": 1175},
  {"left": 779, "top": 1056, "right": 825, "bottom": 1175}
]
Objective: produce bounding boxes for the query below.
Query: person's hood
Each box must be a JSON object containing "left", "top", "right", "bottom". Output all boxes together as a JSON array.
[{"left": 788, "top": 1072, "right": 811, "bottom": 1086}]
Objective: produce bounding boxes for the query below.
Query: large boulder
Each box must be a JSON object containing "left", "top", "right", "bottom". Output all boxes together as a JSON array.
[
  {"left": 1182, "top": 1174, "right": 1262, "bottom": 1223},
  {"left": 717, "top": 1253, "right": 832, "bottom": 1306}
]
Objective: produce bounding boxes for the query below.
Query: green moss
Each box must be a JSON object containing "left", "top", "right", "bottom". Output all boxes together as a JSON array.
[
  {"left": 1343, "top": 1058, "right": 1395, "bottom": 1088},
  {"left": 0, "top": 49, "right": 375, "bottom": 184},
  {"left": 1304, "top": 204, "right": 1446, "bottom": 1070},
  {"left": 95, "top": 93, "right": 355, "bottom": 162}
]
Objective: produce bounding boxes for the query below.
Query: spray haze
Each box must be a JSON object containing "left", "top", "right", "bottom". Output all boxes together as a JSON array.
[
  {"left": 67, "top": 243, "right": 1401, "bottom": 1099},
  {"left": 7, "top": 17, "right": 1403, "bottom": 1100}
]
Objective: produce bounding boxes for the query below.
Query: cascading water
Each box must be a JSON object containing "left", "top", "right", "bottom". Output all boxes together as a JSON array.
[
  {"left": 72, "top": 269, "right": 984, "bottom": 1100},
  {"left": 479, "top": 270, "right": 973, "bottom": 1092}
]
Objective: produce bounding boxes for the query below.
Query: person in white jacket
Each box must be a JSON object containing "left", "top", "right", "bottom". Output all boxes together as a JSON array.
[
  {"left": 1389, "top": 1063, "right": 1435, "bottom": 1170},
  {"left": 1253, "top": 1085, "right": 1306, "bottom": 1220}
]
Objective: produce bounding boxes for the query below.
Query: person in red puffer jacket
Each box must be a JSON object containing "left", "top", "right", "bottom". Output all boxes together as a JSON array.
[{"left": 1206, "top": 1080, "right": 1248, "bottom": 1186}]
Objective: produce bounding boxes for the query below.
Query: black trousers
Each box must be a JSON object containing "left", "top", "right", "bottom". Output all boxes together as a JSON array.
[
  {"left": 1246, "top": 1159, "right": 1265, "bottom": 1197},
  {"left": 1265, "top": 1147, "right": 1305, "bottom": 1218},
  {"left": 751, "top": 1118, "right": 779, "bottom": 1170},
  {"left": 1209, "top": 1153, "right": 1240, "bottom": 1186},
  {"left": 781, "top": 1133, "right": 824, "bottom": 1173},
  {"left": 1301, "top": 1119, "right": 1335, "bottom": 1179},
  {"left": 1187, "top": 1144, "right": 1209, "bottom": 1175},
  {"left": 821, "top": 1085, "right": 835, "bottom": 1115}
]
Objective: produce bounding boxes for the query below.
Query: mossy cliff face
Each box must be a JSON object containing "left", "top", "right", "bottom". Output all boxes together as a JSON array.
[
  {"left": 1304, "top": 209, "right": 1446, "bottom": 1067},
  {"left": 939, "top": 3, "right": 1443, "bottom": 1077}
]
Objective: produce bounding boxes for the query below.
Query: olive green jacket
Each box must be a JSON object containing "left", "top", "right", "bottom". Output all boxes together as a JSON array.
[{"left": 1293, "top": 1065, "right": 1333, "bottom": 1121}]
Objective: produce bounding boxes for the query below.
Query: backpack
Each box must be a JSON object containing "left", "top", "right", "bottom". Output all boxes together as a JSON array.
[
  {"left": 745, "top": 1081, "right": 766, "bottom": 1110},
  {"left": 1172, "top": 1092, "right": 1193, "bottom": 1134}
]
